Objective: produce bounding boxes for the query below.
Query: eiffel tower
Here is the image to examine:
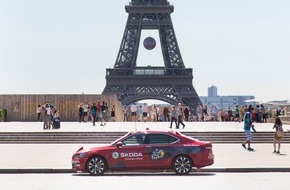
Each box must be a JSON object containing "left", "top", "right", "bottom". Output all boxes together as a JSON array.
[{"left": 102, "top": 0, "right": 202, "bottom": 111}]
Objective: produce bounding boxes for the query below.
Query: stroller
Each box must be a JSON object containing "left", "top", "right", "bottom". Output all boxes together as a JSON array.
[
  {"left": 52, "top": 109, "right": 61, "bottom": 129},
  {"left": 52, "top": 117, "right": 61, "bottom": 129}
]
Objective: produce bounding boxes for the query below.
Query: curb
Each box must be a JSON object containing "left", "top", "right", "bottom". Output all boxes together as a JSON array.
[
  {"left": 0, "top": 169, "right": 73, "bottom": 174},
  {"left": 199, "top": 168, "right": 290, "bottom": 173}
]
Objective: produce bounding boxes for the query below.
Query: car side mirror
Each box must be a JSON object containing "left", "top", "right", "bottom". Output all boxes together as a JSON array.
[{"left": 116, "top": 142, "right": 122, "bottom": 148}]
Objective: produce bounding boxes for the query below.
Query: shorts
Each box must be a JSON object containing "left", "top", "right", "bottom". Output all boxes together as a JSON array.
[
  {"left": 244, "top": 130, "right": 252, "bottom": 141},
  {"left": 131, "top": 112, "right": 137, "bottom": 116},
  {"left": 143, "top": 112, "right": 147, "bottom": 117}
]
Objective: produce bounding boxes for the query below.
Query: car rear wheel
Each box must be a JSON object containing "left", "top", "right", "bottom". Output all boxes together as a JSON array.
[
  {"left": 86, "top": 156, "right": 107, "bottom": 176},
  {"left": 172, "top": 155, "right": 192, "bottom": 175}
]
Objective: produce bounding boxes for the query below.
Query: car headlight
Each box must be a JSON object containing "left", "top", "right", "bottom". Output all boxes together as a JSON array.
[
  {"left": 79, "top": 152, "right": 86, "bottom": 158},
  {"left": 74, "top": 152, "right": 86, "bottom": 159}
]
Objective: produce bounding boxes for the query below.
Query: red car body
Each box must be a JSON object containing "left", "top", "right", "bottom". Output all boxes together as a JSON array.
[{"left": 72, "top": 130, "right": 214, "bottom": 175}]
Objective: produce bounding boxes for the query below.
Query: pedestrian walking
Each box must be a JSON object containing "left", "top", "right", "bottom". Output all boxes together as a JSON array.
[
  {"left": 242, "top": 111, "right": 254, "bottom": 151},
  {"left": 169, "top": 105, "right": 177, "bottom": 129},
  {"left": 183, "top": 107, "right": 190, "bottom": 122},
  {"left": 142, "top": 103, "right": 148, "bottom": 122},
  {"left": 130, "top": 103, "right": 137, "bottom": 122},
  {"left": 91, "top": 103, "right": 97, "bottom": 126},
  {"left": 110, "top": 105, "right": 116, "bottom": 122},
  {"left": 138, "top": 105, "right": 143, "bottom": 122},
  {"left": 37, "top": 105, "right": 42, "bottom": 121},
  {"left": 78, "top": 105, "right": 83, "bottom": 123},
  {"left": 273, "top": 117, "right": 284, "bottom": 154},
  {"left": 100, "top": 101, "right": 108, "bottom": 126},
  {"left": 196, "top": 104, "right": 203, "bottom": 122},
  {"left": 123, "top": 105, "right": 128, "bottom": 122},
  {"left": 82, "top": 102, "right": 89, "bottom": 122},
  {"left": 151, "top": 104, "right": 158, "bottom": 122},
  {"left": 177, "top": 103, "right": 185, "bottom": 129},
  {"left": 163, "top": 106, "right": 170, "bottom": 122},
  {"left": 43, "top": 103, "right": 52, "bottom": 130}
]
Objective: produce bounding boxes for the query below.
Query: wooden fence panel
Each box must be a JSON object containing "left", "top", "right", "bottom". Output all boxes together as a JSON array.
[{"left": 0, "top": 94, "right": 122, "bottom": 121}]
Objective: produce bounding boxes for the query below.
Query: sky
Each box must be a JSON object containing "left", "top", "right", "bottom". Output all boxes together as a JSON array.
[{"left": 0, "top": 0, "right": 290, "bottom": 102}]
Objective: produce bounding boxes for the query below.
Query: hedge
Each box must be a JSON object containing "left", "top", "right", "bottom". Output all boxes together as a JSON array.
[{"left": 0, "top": 109, "right": 6, "bottom": 121}]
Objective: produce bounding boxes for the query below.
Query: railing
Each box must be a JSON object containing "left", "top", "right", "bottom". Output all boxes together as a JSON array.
[
  {"left": 130, "top": 0, "right": 169, "bottom": 6},
  {"left": 106, "top": 67, "right": 192, "bottom": 76}
]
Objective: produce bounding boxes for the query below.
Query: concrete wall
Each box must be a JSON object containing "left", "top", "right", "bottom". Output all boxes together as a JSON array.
[{"left": 0, "top": 94, "right": 123, "bottom": 121}]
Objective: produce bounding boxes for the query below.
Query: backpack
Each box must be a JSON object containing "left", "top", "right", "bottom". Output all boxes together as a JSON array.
[{"left": 91, "top": 108, "right": 96, "bottom": 115}]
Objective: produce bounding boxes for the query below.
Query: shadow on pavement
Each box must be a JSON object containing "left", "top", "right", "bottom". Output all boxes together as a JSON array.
[{"left": 72, "top": 172, "right": 216, "bottom": 177}]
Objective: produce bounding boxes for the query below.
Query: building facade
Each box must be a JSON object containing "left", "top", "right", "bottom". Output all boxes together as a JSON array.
[{"left": 200, "top": 95, "right": 255, "bottom": 110}]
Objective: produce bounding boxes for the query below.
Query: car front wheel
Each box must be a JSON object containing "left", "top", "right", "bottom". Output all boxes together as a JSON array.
[
  {"left": 86, "top": 156, "right": 107, "bottom": 176},
  {"left": 172, "top": 155, "right": 192, "bottom": 175}
]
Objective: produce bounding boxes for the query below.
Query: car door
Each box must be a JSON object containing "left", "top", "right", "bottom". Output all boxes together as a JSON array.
[
  {"left": 144, "top": 134, "right": 179, "bottom": 169},
  {"left": 109, "top": 134, "right": 149, "bottom": 170}
]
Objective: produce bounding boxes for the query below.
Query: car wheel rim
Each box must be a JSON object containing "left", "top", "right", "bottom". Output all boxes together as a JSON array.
[
  {"left": 88, "top": 157, "right": 105, "bottom": 175},
  {"left": 174, "top": 156, "right": 191, "bottom": 174}
]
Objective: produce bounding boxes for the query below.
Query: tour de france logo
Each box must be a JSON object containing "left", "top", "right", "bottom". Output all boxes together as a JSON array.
[
  {"left": 112, "top": 152, "right": 119, "bottom": 159},
  {"left": 151, "top": 149, "right": 165, "bottom": 160}
]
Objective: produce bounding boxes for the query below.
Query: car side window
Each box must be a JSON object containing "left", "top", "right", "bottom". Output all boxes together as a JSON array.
[
  {"left": 147, "top": 134, "right": 178, "bottom": 144},
  {"left": 121, "top": 134, "right": 146, "bottom": 146}
]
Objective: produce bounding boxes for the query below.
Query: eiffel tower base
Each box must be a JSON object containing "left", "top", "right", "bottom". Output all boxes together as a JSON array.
[{"left": 102, "top": 70, "right": 202, "bottom": 113}]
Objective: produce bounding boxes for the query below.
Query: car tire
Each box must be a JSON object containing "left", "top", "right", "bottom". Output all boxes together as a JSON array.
[
  {"left": 86, "top": 156, "right": 107, "bottom": 176},
  {"left": 172, "top": 155, "right": 192, "bottom": 175}
]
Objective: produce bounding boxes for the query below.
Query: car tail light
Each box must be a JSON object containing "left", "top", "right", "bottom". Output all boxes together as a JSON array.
[{"left": 201, "top": 144, "right": 212, "bottom": 152}]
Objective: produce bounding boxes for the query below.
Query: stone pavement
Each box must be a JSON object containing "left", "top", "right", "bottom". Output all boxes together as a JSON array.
[{"left": 0, "top": 121, "right": 290, "bottom": 173}]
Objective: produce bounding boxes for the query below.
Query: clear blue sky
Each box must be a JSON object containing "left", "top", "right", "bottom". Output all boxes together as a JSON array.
[{"left": 0, "top": 0, "right": 289, "bottom": 102}]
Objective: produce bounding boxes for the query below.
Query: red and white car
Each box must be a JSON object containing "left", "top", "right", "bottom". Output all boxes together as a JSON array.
[{"left": 72, "top": 130, "right": 214, "bottom": 175}]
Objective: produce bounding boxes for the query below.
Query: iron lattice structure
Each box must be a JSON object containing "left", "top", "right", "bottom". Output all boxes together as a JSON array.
[{"left": 102, "top": 0, "right": 202, "bottom": 111}]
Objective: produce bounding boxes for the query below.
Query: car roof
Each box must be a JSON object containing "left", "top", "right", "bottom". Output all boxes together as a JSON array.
[{"left": 128, "top": 129, "right": 181, "bottom": 136}]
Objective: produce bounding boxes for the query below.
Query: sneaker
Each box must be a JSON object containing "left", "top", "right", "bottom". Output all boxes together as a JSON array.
[
  {"left": 242, "top": 143, "right": 246, "bottom": 149},
  {"left": 247, "top": 147, "right": 254, "bottom": 151},
  {"left": 273, "top": 150, "right": 276, "bottom": 154},
  {"left": 277, "top": 151, "right": 280, "bottom": 154}
]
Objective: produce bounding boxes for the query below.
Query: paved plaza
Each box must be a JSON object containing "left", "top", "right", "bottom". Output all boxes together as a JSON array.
[{"left": 0, "top": 121, "right": 290, "bottom": 173}]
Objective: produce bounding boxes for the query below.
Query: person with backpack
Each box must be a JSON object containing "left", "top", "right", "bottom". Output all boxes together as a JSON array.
[
  {"left": 273, "top": 117, "right": 284, "bottom": 154},
  {"left": 91, "top": 103, "right": 97, "bottom": 126},
  {"left": 242, "top": 111, "right": 254, "bottom": 151}
]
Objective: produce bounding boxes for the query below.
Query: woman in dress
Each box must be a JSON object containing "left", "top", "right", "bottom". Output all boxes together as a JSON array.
[{"left": 273, "top": 117, "right": 283, "bottom": 154}]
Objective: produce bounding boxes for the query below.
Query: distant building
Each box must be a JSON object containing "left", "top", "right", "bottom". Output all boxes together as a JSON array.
[
  {"left": 200, "top": 85, "right": 255, "bottom": 110},
  {"left": 208, "top": 85, "right": 217, "bottom": 97},
  {"left": 200, "top": 95, "right": 255, "bottom": 110}
]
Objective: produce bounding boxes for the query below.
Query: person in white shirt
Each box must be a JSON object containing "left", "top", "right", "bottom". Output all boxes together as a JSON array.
[
  {"left": 43, "top": 103, "right": 52, "bottom": 130},
  {"left": 37, "top": 105, "right": 42, "bottom": 121},
  {"left": 130, "top": 103, "right": 137, "bottom": 122}
]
